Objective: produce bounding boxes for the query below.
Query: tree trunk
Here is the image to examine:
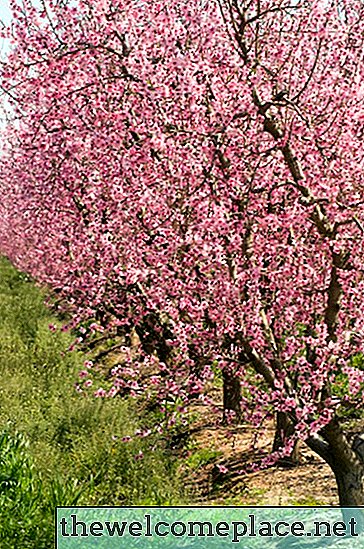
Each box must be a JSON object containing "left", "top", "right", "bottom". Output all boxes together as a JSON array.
[
  {"left": 272, "top": 411, "right": 301, "bottom": 466},
  {"left": 306, "top": 418, "right": 364, "bottom": 527},
  {"left": 330, "top": 460, "right": 364, "bottom": 532},
  {"left": 321, "top": 419, "right": 364, "bottom": 503},
  {"left": 222, "top": 368, "right": 241, "bottom": 423},
  {"left": 332, "top": 463, "right": 364, "bottom": 507}
]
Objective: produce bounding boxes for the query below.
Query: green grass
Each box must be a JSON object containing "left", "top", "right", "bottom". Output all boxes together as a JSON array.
[
  {"left": 0, "top": 257, "right": 184, "bottom": 548},
  {"left": 186, "top": 447, "right": 223, "bottom": 471},
  {"left": 290, "top": 497, "right": 326, "bottom": 506}
]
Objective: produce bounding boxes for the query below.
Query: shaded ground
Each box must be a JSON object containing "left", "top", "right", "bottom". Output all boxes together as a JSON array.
[
  {"left": 181, "top": 399, "right": 337, "bottom": 506},
  {"left": 100, "top": 335, "right": 340, "bottom": 506}
]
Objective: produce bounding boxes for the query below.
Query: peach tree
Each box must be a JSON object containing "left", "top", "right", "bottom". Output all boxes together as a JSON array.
[{"left": 1, "top": 0, "right": 364, "bottom": 504}]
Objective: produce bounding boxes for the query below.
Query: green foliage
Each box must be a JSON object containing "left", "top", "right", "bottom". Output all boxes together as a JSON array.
[
  {"left": 186, "top": 447, "right": 223, "bottom": 471},
  {"left": 350, "top": 353, "right": 364, "bottom": 369},
  {"left": 332, "top": 353, "right": 364, "bottom": 419},
  {"left": 0, "top": 257, "right": 184, "bottom": 548},
  {"left": 289, "top": 496, "right": 326, "bottom": 507},
  {"left": 0, "top": 428, "right": 48, "bottom": 548}
]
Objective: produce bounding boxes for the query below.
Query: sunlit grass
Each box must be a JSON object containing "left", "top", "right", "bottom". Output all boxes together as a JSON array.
[{"left": 0, "top": 257, "right": 184, "bottom": 548}]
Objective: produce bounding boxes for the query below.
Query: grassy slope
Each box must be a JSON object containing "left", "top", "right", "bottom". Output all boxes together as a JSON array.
[{"left": 0, "top": 257, "right": 184, "bottom": 548}]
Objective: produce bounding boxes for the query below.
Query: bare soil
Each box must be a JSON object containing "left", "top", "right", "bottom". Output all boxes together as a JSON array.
[
  {"left": 104, "top": 343, "right": 339, "bottom": 506},
  {"left": 180, "top": 399, "right": 338, "bottom": 506}
]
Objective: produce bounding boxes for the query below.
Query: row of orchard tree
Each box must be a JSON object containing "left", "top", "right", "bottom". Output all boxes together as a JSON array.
[{"left": 1, "top": 0, "right": 364, "bottom": 506}]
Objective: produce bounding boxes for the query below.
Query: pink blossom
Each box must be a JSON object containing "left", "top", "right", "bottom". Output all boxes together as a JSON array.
[
  {"left": 94, "top": 388, "right": 106, "bottom": 397},
  {"left": 1, "top": 0, "right": 364, "bottom": 504},
  {"left": 216, "top": 464, "right": 228, "bottom": 474}
]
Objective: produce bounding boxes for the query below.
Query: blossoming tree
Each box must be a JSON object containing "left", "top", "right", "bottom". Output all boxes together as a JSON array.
[{"left": 1, "top": 0, "right": 364, "bottom": 505}]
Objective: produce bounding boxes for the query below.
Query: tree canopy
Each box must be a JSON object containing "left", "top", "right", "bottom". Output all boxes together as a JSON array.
[{"left": 1, "top": 0, "right": 364, "bottom": 504}]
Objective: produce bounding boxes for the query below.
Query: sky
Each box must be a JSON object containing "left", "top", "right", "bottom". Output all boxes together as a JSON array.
[
  {"left": 0, "top": 0, "right": 41, "bottom": 56},
  {"left": 0, "top": 1, "right": 11, "bottom": 25},
  {"left": 0, "top": 1, "right": 11, "bottom": 58}
]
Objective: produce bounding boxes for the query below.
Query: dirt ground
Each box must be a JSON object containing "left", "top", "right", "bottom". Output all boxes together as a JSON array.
[
  {"left": 182, "top": 399, "right": 338, "bottom": 506},
  {"left": 107, "top": 345, "right": 339, "bottom": 506}
]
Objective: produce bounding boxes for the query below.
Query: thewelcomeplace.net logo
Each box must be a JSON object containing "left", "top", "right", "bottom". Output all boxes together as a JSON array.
[{"left": 56, "top": 507, "right": 364, "bottom": 548}]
